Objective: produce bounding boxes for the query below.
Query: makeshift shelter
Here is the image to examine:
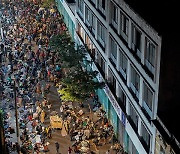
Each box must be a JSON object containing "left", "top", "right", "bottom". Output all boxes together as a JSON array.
[{"left": 50, "top": 115, "right": 62, "bottom": 129}]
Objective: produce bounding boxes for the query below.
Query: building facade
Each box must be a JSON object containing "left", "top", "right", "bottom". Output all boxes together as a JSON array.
[
  {"left": 55, "top": 0, "right": 173, "bottom": 154},
  {"left": 75, "top": 0, "right": 162, "bottom": 154}
]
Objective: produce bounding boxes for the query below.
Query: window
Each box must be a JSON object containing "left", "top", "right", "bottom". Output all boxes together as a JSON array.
[
  {"left": 120, "top": 11, "right": 129, "bottom": 42},
  {"left": 85, "top": 6, "right": 90, "bottom": 25},
  {"left": 118, "top": 85, "right": 126, "bottom": 108},
  {"left": 85, "top": 35, "right": 95, "bottom": 59},
  {"left": 132, "top": 24, "right": 141, "bottom": 58},
  {"left": 108, "top": 69, "right": 116, "bottom": 93},
  {"left": 141, "top": 123, "right": 150, "bottom": 150},
  {"left": 85, "top": 6, "right": 96, "bottom": 35},
  {"left": 77, "top": 0, "right": 84, "bottom": 17},
  {"left": 143, "top": 83, "right": 153, "bottom": 116},
  {"left": 145, "top": 38, "right": 156, "bottom": 74},
  {"left": 97, "top": 51, "right": 105, "bottom": 76},
  {"left": 77, "top": 22, "right": 84, "bottom": 41},
  {"left": 130, "top": 66, "right": 140, "bottom": 99},
  {"left": 119, "top": 49, "right": 127, "bottom": 80},
  {"left": 110, "top": 2, "right": 118, "bottom": 30},
  {"left": 91, "top": 14, "right": 96, "bottom": 34},
  {"left": 110, "top": 36, "right": 117, "bottom": 65},
  {"left": 129, "top": 104, "right": 138, "bottom": 129},
  {"left": 97, "top": 20, "right": 106, "bottom": 48},
  {"left": 97, "top": 0, "right": 106, "bottom": 15}
]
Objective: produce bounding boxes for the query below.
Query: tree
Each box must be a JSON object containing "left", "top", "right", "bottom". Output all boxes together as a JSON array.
[
  {"left": 58, "top": 68, "right": 104, "bottom": 102},
  {"left": 50, "top": 33, "right": 86, "bottom": 68},
  {"left": 50, "top": 33, "right": 104, "bottom": 102},
  {"left": 41, "top": 0, "right": 55, "bottom": 8}
]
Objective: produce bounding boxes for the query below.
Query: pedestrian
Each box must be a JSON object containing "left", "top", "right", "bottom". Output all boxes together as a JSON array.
[
  {"left": 55, "top": 142, "right": 60, "bottom": 153},
  {"left": 68, "top": 146, "right": 72, "bottom": 154},
  {"left": 48, "top": 127, "right": 52, "bottom": 138}
]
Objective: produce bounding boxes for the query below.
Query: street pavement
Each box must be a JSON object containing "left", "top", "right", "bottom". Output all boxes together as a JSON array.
[{"left": 40, "top": 84, "right": 116, "bottom": 154}]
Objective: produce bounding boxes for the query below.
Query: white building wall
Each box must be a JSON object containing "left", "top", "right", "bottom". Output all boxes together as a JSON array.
[
  {"left": 126, "top": 119, "right": 147, "bottom": 154},
  {"left": 59, "top": 0, "right": 76, "bottom": 23},
  {"left": 74, "top": 0, "right": 162, "bottom": 154}
]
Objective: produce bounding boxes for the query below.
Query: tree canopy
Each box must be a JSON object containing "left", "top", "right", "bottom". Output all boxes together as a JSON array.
[{"left": 50, "top": 33, "right": 104, "bottom": 102}]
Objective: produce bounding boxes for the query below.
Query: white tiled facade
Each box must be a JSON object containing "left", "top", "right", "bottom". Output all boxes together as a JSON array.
[{"left": 75, "top": 0, "right": 162, "bottom": 154}]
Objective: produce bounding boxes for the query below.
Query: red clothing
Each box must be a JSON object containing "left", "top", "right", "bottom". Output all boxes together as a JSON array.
[
  {"left": 68, "top": 147, "right": 72, "bottom": 153},
  {"left": 28, "top": 115, "right": 33, "bottom": 121}
]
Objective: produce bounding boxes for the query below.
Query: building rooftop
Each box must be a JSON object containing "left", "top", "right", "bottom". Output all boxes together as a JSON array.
[{"left": 123, "top": 0, "right": 180, "bottom": 152}]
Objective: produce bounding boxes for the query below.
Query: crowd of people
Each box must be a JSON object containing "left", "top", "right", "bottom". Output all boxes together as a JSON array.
[
  {"left": 0, "top": 0, "right": 66, "bottom": 153},
  {"left": 0, "top": 0, "right": 124, "bottom": 153}
]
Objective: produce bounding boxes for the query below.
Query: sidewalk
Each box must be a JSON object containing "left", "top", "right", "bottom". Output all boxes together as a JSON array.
[{"left": 41, "top": 84, "right": 117, "bottom": 154}]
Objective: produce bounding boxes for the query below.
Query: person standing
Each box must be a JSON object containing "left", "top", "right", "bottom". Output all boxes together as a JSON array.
[
  {"left": 61, "top": 120, "right": 68, "bottom": 136},
  {"left": 55, "top": 142, "right": 60, "bottom": 153}
]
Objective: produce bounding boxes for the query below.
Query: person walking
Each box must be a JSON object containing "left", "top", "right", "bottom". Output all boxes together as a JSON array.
[
  {"left": 55, "top": 142, "right": 60, "bottom": 153},
  {"left": 68, "top": 146, "right": 72, "bottom": 154}
]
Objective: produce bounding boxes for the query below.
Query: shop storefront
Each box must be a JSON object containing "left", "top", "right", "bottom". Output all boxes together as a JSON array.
[
  {"left": 108, "top": 101, "right": 118, "bottom": 134},
  {"left": 96, "top": 88, "right": 108, "bottom": 114},
  {"left": 118, "top": 117, "right": 125, "bottom": 146}
]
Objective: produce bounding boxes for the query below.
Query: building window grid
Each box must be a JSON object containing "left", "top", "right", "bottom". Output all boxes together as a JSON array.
[
  {"left": 130, "top": 66, "right": 140, "bottom": 99},
  {"left": 132, "top": 24, "right": 141, "bottom": 58},
  {"left": 97, "top": 21, "right": 106, "bottom": 48},
  {"left": 143, "top": 83, "right": 153, "bottom": 117},
  {"left": 120, "top": 11, "right": 129, "bottom": 42},
  {"left": 85, "top": 6, "right": 90, "bottom": 26},
  {"left": 110, "top": 36, "right": 117, "bottom": 65},
  {"left": 97, "top": 0, "right": 106, "bottom": 15},
  {"left": 91, "top": 14, "right": 96, "bottom": 34},
  {"left": 97, "top": 52, "right": 106, "bottom": 74},
  {"left": 111, "top": 2, "right": 118, "bottom": 30},
  {"left": 145, "top": 38, "right": 156, "bottom": 74},
  {"left": 141, "top": 123, "right": 151, "bottom": 150},
  {"left": 119, "top": 49, "right": 127, "bottom": 80},
  {"left": 118, "top": 84, "right": 126, "bottom": 107},
  {"left": 129, "top": 103, "right": 138, "bottom": 129},
  {"left": 85, "top": 6, "right": 96, "bottom": 34},
  {"left": 108, "top": 69, "right": 116, "bottom": 93},
  {"left": 77, "top": 0, "right": 84, "bottom": 17}
]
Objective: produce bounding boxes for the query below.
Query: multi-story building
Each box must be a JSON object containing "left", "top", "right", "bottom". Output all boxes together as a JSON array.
[
  {"left": 56, "top": 0, "right": 180, "bottom": 153},
  {"left": 75, "top": 0, "right": 162, "bottom": 153},
  {"left": 123, "top": 0, "right": 180, "bottom": 154}
]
